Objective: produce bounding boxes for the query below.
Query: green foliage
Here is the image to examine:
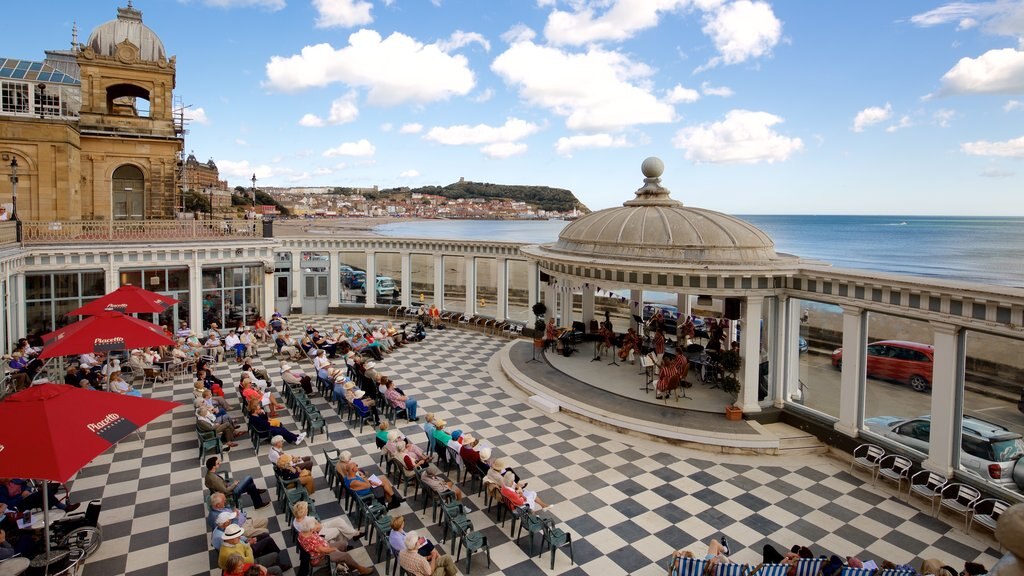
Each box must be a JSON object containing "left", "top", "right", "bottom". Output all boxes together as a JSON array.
[
  {"left": 377, "top": 180, "right": 587, "bottom": 213},
  {"left": 532, "top": 302, "right": 548, "bottom": 332},
  {"left": 718, "top": 349, "right": 743, "bottom": 401},
  {"left": 183, "top": 190, "right": 211, "bottom": 213},
  {"left": 230, "top": 189, "right": 289, "bottom": 215}
]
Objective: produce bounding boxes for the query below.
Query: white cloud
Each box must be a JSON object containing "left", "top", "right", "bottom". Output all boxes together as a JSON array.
[
  {"left": 911, "top": 2, "right": 1024, "bottom": 37},
  {"left": 313, "top": 0, "right": 373, "bottom": 28},
  {"left": 665, "top": 84, "right": 700, "bottom": 104},
  {"left": 473, "top": 88, "right": 495, "bottom": 103},
  {"left": 299, "top": 113, "right": 325, "bottom": 127},
  {"left": 672, "top": 109, "right": 803, "bottom": 164},
  {"left": 313, "top": 167, "right": 333, "bottom": 176},
  {"left": 327, "top": 92, "right": 359, "bottom": 124},
  {"left": 961, "top": 135, "right": 1024, "bottom": 157},
  {"left": 217, "top": 159, "right": 274, "bottom": 180},
  {"left": 491, "top": 40, "right": 676, "bottom": 131},
  {"left": 265, "top": 30, "right": 475, "bottom": 105},
  {"left": 184, "top": 107, "right": 209, "bottom": 125},
  {"left": 399, "top": 169, "right": 421, "bottom": 178},
  {"left": 323, "top": 139, "right": 376, "bottom": 157},
  {"left": 201, "top": 0, "right": 285, "bottom": 10},
  {"left": 852, "top": 103, "right": 892, "bottom": 132},
  {"left": 543, "top": 0, "right": 690, "bottom": 46},
  {"left": 437, "top": 30, "right": 491, "bottom": 52},
  {"left": 700, "top": 81, "right": 733, "bottom": 97},
  {"left": 501, "top": 24, "right": 536, "bottom": 44},
  {"left": 481, "top": 142, "right": 529, "bottom": 158},
  {"left": 980, "top": 167, "right": 1015, "bottom": 177},
  {"left": 934, "top": 108, "right": 956, "bottom": 127},
  {"left": 425, "top": 117, "right": 541, "bottom": 145},
  {"left": 698, "top": 0, "right": 782, "bottom": 71},
  {"left": 885, "top": 115, "right": 912, "bottom": 133},
  {"left": 555, "top": 133, "right": 630, "bottom": 156},
  {"left": 1006, "top": 99, "right": 1024, "bottom": 111},
  {"left": 399, "top": 123, "right": 423, "bottom": 134},
  {"left": 937, "top": 48, "right": 1024, "bottom": 95}
]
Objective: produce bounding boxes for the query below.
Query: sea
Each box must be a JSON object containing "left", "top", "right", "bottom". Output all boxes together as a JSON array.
[{"left": 375, "top": 215, "right": 1024, "bottom": 289}]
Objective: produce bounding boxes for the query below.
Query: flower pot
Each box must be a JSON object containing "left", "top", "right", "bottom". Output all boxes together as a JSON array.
[{"left": 724, "top": 405, "right": 743, "bottom": 421}]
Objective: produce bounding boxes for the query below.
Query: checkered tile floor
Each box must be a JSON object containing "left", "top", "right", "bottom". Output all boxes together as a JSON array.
[{"left": 68, "top": 315, "right": 1003, "bottom": 576}]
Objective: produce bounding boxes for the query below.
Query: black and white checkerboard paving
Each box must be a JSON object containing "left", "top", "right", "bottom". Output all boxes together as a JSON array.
[{"left": 68, "top": 315, "right": 1002, "bottom": 576}]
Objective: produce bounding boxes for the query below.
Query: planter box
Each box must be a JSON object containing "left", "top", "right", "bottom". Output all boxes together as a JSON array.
[{"left": 725, "top": 405, "right": 743, "bottom": 421}]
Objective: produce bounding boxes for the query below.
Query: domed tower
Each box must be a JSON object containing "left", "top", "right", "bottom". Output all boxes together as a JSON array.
[{"left": 77, "top": 1, "right": 182, "bottom": 220}]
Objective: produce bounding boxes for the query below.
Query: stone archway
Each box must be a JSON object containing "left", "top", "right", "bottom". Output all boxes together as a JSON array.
[{"left": 112, "top": 164, "right": 145, "bottom": 220}]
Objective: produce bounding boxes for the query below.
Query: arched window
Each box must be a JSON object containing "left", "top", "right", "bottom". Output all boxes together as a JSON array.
[
  {"left": 112, "top": 165, "right": 145, "bottom": 220},
  {"left": 105, "top": 83, "right": 151, "bottom": 118}
]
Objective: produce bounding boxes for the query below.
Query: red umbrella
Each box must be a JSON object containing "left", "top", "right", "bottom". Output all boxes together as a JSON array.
[
  {"left": 39, "top": 311, "right": 175, "bottom": 359},
  {"left": 69, "top": 284, "right": 180, "bottom": 316},
  {"left": 0, "top": 384, "right": 179, "bottom": 568}
]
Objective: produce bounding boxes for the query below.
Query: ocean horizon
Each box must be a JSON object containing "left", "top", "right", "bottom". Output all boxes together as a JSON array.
[{"left": 374, "top": 215, "right": 1024, "bottom": 289}]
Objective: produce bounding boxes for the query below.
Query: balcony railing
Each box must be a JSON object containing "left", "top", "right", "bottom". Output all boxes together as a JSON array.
[{"left": 20, "top": 219, "right": 262, "bottom": 244}]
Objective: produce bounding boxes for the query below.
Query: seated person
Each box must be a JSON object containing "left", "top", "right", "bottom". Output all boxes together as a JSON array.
[
  {"left": 239, "top": 377, "right": 284, "bottom": 417},
  {"left": 218, "top": 525, "right": 288, "bottom": 575},
  {"left": 206, "top": 492, "right": 268, "bottom": 536},
  {"left": 460, "top": 437, "right": 484, "bottom": 472},
  {"left": 268, "top": 436, "right": 313, "bottom": 471},
  {"left": 0, "top": 479, "right": 78, "bottom": 513},
  {"left": 241, "top": 358, "right": 272, "bottom": 384},
  {"left": 388, "top": 516, "right": 438, "bottom": 562},
  {"left": 204, "top": 331, "right": 225, "bottom": 362},
  {"left": 280, "top": 363, "right": 312, "bottom": 394},
  {"left": 197, "top": 406, "right": 239, "bottom": 448},
  {"left": 375, "top": 421, "right": 392, "bottom": 449},
  {"left": 295, "top": 516, "right": 373, "bottom": 575},
  {"left": 276, "top": 454, "right": 314, "bottom": 495},
  {"left": 383, "top": 377, "right": 419, "bottom": 422},
  {"left": 292, "top": 500, "right": 362, "bottom": 542},
  {"left": 195, "top": 384, "right": 232, "bottom": 415},
  {"left": 500, "top": 469, "right": 550, "bottom": 511},
  {"left": 212, "top": 510, "right": 280, "bottom": 559},
  {"left": 225, "top": 330, "right": 246, "bottom": 362},
  {"left": 395, "top": 440, "right": 442, "bottom": 477},
  {"left": 352, "top": 390, "right": 381, "bottom": 426},
  {"left": 340, "top": 460, "right": 401, "bottom": 509},
  {"left": 673, "top": 536, "right": 732, "bottom": 571},
  {"left": 107, "top": 371, "right": 142, "bottom": 397},
  {"left": 205, "top": 456, "right": 270, "bottom": 509},
  {"left": 399, "top": 530, "right": 457, "bottom": 576},
  {"left": 248, "top": 404, "right": 305, "bottom": 445}
]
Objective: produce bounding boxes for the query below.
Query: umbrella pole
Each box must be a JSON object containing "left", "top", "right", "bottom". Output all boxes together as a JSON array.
[{"left": 43, "top": 481, "right": 51, "bottom": 576}]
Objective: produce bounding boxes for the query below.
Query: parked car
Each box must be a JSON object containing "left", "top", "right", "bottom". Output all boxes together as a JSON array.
[
  {"left": 831, "top": 339, "right": 934, "bottom": 392},
  {"left": 864, "top": 414, "right": 1024, "bottom": 491},
  {"left": 345, "top": 270, "right": 366, "bottom": 290},
  {"left": 338, "top": 265, "right": 354, "bottom": 283},
  {"left": 642, "top": 303, "right": 679, "bottom": 333},
  {"left": 360, "top": 275, "right": 396, "bottom": 299},
  {"left": 799, "top": 336, "right": 808, "bottom": 354}
]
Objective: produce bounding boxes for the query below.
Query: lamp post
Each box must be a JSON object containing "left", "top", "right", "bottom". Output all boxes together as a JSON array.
[
  {"left": 9, "top": 157, "right": 19, "bottom": 242},
  {"left": 250, "top": 173, "right": 257, "bottom": 210}
]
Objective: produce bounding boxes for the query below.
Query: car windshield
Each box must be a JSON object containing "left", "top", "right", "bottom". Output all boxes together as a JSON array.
[{"left": 992, "top": 438, "right": 1024, "bottom": 461}]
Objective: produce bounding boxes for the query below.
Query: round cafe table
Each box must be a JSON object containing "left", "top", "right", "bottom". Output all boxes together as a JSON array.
[{"left": 0, "top": 557, "right": 30, "bottom": 576}]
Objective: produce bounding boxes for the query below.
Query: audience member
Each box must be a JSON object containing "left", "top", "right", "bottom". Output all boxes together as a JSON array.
[
  {"left": 204, "top": 456, "right": 270, "bottom": 509},
  {"left": 399, "top": 530, "right": 457, "bottom": 576},
  {"left": 295, "top": 516, "right": 374, "bottom": 575}
]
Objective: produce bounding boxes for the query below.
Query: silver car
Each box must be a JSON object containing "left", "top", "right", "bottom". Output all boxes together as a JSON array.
[{"left": 864, "top": 415, "right": 1024, "bottom": 491}]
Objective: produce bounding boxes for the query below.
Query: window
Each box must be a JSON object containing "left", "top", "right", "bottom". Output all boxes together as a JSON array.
[
  {"left": 961, "top": 436, "right": 993, "bottom": 460},
  {"left": 1, "top": 81, "right": 29, "bottom": 114},
  {"left": 896, "top": 420, "right": 930, "bottom": 442}
]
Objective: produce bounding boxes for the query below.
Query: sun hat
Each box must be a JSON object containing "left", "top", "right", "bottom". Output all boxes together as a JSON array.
[
  {"left": 434, "top": 419, "right": 446, "bottom": 428},
  {"left": 365, "top": 361, "right": 376, "bottom": 369},
  {"left": 216, "top": 511, "right": 237, "bottom": 525},
  {"left": 354, "top": 390, "right": 365, "bottom": 399},
  {"left": 281, "top": 364, "right": 292, "bottom": 371},
  {"left": 223, "top": 524, "right": 244, "bottom": 539},
  {"left": 462, "top": 434, "right": 476, "bottom": 445},
  {"left": 342, "top": 380, "right": 356, "bottom": 390},
  {"left": 478, "top": 447, "right": 491, "bottom": 461}
]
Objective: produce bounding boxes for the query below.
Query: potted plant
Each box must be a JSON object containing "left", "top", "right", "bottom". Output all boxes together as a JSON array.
[
  {"left": 531, "top": 302, "right": 547, "bottom": 337},
  {"left": 718, "top": 348, "right": 743, "bottom": 419}
]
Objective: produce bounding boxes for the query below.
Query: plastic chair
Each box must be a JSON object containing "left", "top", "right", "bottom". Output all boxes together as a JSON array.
[
  {"left": 453, "top": 518, "right": 491, "bottom": 575},
  {"left": 196, "top": 425, "right": 223, "bottom": 463},
  {"left": 907, "top": 470, "right": 946, "bottom": 515},
  {"left": 851, "top": 443, "right": 885, "bottom": 480},
  {"left": 322, "top": 448, "right": 341, "bottom": 491},
  {"left": 539, "top": 516, "right": 573, "bottom": 570},
  {"left": 516, "top": 509, "right": 544, "bottom": 556}
]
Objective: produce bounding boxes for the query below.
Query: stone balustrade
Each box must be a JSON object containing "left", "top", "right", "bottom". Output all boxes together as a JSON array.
[{"left": 20, "top": 218, "right": 262, "bottom": 244}]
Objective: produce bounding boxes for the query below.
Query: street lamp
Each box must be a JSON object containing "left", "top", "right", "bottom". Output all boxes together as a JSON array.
[
  {"left": 250, "top": 173, "right": 257, "bottom": 210},
  {"left": 9, "top": 157, "right": 18, "bottom": 220}
]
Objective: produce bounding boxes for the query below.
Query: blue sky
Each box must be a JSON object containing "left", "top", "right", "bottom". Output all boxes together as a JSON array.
[{"left": 8, "top": 0, "right": 1024, "bottom": 214}]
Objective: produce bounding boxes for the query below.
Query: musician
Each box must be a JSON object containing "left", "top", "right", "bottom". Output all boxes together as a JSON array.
[
  {"left": 596, "top": 319, "right": 614, "bottom": 357},
  {"left": 653, "top": 327, "right": 666, "bottom": 371},
  {"left": 618, "top": 327, "right": 639, "bottom": 364},
  {"left": 544, "top": 318, "right": 559, "bottom": 352},
  {"left": 650, "top": 310, "right": 665, "bottom": 334},
  {"left": 656, "top": 352, "right": 689, "bottom": 400},
  {"left": 678, "top": 317, "right": 696, "bottom": 347}
]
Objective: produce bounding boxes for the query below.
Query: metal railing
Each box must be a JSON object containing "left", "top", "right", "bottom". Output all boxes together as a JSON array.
[{"left": 20, "top": 219, "right": 261, "bottom": 244}]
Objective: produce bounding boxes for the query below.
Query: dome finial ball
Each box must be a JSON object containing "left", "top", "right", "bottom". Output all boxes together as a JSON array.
[{"left": 641, "top": 157, "right": 664, "bottom": 179}]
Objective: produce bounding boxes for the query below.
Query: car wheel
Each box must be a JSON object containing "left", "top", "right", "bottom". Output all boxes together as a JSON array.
[
  {"left": 834, "top": 360, "right": 842, "bottom": 370},
  {"left": 909, "top": 375, "right": 929, "bottom": 392}
]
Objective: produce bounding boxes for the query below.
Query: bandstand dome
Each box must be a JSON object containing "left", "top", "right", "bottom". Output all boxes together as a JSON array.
[
  {"left": 87, "top": 4, "right": 167, "bottom": 63},
  {"left": 546, "top": 157, "right": 782, "bottom": 264}
]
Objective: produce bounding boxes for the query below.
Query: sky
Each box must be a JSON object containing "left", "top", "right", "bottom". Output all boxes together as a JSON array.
[{"left": 7, "top": 0, "right": 1024, "bottom": 215}]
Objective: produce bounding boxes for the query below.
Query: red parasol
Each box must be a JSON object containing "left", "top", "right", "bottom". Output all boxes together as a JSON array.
[
  {"left": 0, "top": 384, "right": 179, "bottom": 569},
  {"left": 39, "top": 311, "right": 175, "bottom": 359},
  {"left": 69, "top": 284, "right": 180, "bottom": 316}
]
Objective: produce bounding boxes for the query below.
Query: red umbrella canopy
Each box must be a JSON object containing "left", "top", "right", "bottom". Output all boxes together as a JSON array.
[
  {"left": 0, "top": 384, "right": 179, "bottom": 483},
  {"left": 69, "top": 284, "right": 180, "bottom": 316},
  {"left": 39, "top": 311, "right": 175, "bottom": 359}
]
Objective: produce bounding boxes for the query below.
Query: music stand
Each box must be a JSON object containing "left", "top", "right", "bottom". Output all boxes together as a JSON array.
[
  {"left": 527, "top": 339, "right": 542, "bottom": 364},
  {"left": 607, "top": 340, "right": 620, "bottom": 366},
  {"left": 591, "top": 338, "right": 601, "bottom": 362},
  {"left": 639, "top": 353, "right": 656, "bottom": 393}
]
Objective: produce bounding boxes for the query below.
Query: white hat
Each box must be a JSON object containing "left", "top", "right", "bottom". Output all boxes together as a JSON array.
[
  {"left": 365, "top": 361, "right": 376, "bottom": 369},
  {"left": 216, "top": 511, "right": 237, "bottom": 525},
  {"left": 281, "top": 364, "right": 292, "bottom": 371},
  {"left": 343, "top": 380, "right": 356, "bottom": 390},
  {"left": 478, "top": 447, "right": 492, "bottom": 461},
  {"left": 354, "top": 390, "right": 365, "bottom": 399},
  {"left": 223, "top": 524, "right": 244, "bottom": 539}
]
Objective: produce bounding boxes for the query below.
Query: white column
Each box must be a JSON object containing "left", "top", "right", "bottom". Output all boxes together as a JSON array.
[
  {"left": 0, "top": 279, "right": 7, "bottom": 355},
  {"left": 465, "top": 256, "right": 476, "bottom": 316},
  {"left": 630, "top": 289, "right": 642, "bottom": 330},
  {"left": 779, "top": 295, "right": 800, "bottom": 407},
  {"left": 400, "top": 252, "right": 412, "bottom": 308},
  {"left": 738, "top": 296, "right": 763, "bottom": 413},
  {"left": 289, "top": 250, "right": 302, "bottom": 313},
  {"left": 923, "top": 322, "right": 962, "bottom": 476},
  {"left": 365, "top": 251, "right": 377, "bottom": 308},
  {"left": 261, "top": 267, "right": 274, "bottom": 322},
  {"left": 328, "top": 251, "right": 340, "bottom": 308},
  {"left": 13, "top": 273, "right": 25, "bottom": 347},
  {"left": 433, "top": 254, "right": 444, "bottom": 309},
  {"left": 835, "top": 305, "right": 865, "bottom": 437},
  {"left": 581, "top": 284, "right": 595, "bottom": 327},
  {"left": 105, "top": 259, "right": 119, "bottom": 292},
  {"left": 678, "top": 293, "right": 690, "bottom": 318},
  {"left": 189, "top": 260, "right": 203, "bottom": 330},
  {"left": 527, "top": 261, "right": 538, "bottom": 313},
  {"left": 543, "top": 280, "right": 556, "bottom": 322},
  {"left": 496, "top": 257, "right": 507, "bottom": 321}
]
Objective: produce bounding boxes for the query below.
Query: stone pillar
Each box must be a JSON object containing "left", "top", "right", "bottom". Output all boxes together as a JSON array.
[
  {"left": 923, "top": 322, "right": 962, "bottom": 477},
  {"left": 630, "top": 289, "right": 642, "bottom": 330},
  {"left": 105, "top": 259, "right": 119, "bottom": 292},
  {"left": 12, "top": 273, "right": 25, "bottom": 348},
  {"left": 527, "top": 261, "right": 538, "bottom": 314},
  {"left": 400, "top": 252, "right": 411, "bottom": 308},
  {"left": 365, "top": 251, "right": 377, "bottom": 308},
  {"left": 543, "top": 281, "right": 556, "bottom": 322},
  {"left": 678, "top": 293, "right": 690, "bottom": 318},
  {"left": 496, "top": 257, "right": 508, "bottom": 321},
  {"left": 835, "top": 305, "right": 865, "bottom": 437},
  {"left": 738, "top": 296, "right": 763, "bottom": 413},
  {"left": 582, "top": 284, "right": 595, "bottom": 327},
  {"left": 433, "top": 254, "right": 444, "bottom": 309},
  {"left": 289, "top": 249, "right": 302, "bottom": 313},
  {"left": 465, "top": 257, "right": 477, "bottom": 316},
  {"left": 779, "top": 295, "right": 801, "bottom": 407},
  {"left": 328, "top": 251, "right": 340, "bottom": 308},
  {"left": 261, "top": 266, "right": 274, "bottom": 324},
  {"left": 189, "top": 259, "right": 203, "bottom": 331}
]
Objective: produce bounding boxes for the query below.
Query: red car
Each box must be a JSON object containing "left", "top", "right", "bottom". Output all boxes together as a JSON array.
[{"left": 831, "top": 340, "right": 934, "bottom": 392}]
